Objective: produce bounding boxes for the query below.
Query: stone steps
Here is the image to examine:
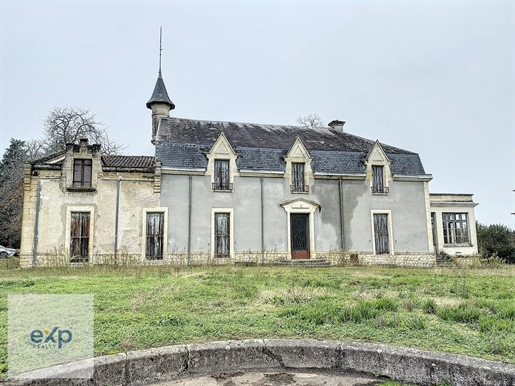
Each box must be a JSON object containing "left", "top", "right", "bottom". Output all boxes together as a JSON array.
[{"left": 275, "top": 259, "right": 331, "bottom": 268}]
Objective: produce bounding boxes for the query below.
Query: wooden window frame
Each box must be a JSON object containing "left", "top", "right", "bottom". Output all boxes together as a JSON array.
[
  {"left": 214, "top": 213, "right": 230, "bottom": 258},
  {"left": 211, "top": 208, "right": 234, "bottom": 259},
  {"left": 145, "top": 212, "right": 165, "bottom": 260},
  {"left": 70, "top": 212, "right": 91, "bottom": 262},
  {"left": 442, "top": 212, "right": 469, "bottom": 245},
  {"left": 371, "top": 165, "right": 388, "bottom": 194},
  {"left": 73, "top": 159, "right": 92, "bottom": 187},
  {"left": 213, "top": 159, "right": 232, "bottom": 191},
  {"left": 371, "top": 210, "right": 394, "bottom": 255},
  {"left": 291, "top": 162, "right": 308, "bottom": 193}
]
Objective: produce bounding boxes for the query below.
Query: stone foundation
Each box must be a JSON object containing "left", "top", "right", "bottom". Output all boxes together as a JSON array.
[{"left": 20, "top": 250, "right": 436, "bottom": 268}]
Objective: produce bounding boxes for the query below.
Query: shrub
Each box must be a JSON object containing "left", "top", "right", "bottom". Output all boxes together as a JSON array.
[{"left": 477, "top": 222, "right": 515, "bottom": 264}]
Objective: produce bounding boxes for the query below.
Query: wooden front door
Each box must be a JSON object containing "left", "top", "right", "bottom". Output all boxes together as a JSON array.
[{"left": 291, "top": 214, "right": 310, "bottom": 259}]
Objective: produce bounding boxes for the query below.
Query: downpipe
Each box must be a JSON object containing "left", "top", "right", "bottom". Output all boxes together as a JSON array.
[
  {"left": 32, "top": 178, "right": 41, "bottom": 267},
  {"left": 114, "top": 176, "right": 121, "bottom": 262}
]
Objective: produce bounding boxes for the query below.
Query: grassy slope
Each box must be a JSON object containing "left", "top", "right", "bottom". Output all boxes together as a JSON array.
[{"left": 0, "top": 265, "right": 514, "bottom": 375}]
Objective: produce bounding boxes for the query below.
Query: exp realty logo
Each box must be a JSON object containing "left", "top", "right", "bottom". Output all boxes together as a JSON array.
[{"left": 30, "top": 327, "right": 72, "bottom": 349}]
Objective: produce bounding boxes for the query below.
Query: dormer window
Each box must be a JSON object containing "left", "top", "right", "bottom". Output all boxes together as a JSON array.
[
  {"left": 73, "top": 159, "right": 92, "bottom": 187},
  {"left": 372, "top": 165, "right": 388, "bottom": 194},
  {"left": 291, "top": 163, "right": 308, "bottom": 193},
  {"left": 213, "top": 159, "right": 232, "bottom": 191},
  {"left": 206, "top": 133, "right": 238, "bottom": 193}
]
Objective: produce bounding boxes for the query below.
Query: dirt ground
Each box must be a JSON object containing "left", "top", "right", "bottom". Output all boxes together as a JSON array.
[{"left": 152, "top": 370, "right": 388, "bottom": 386}]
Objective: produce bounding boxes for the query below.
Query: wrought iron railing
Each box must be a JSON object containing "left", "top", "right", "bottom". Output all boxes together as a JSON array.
[
  {"left": 212, "top": 182, "right": 233, "bottom": 192},
  {"left": 290, "top": 185, "right": 309, "bottom": 193},
  {"left": 371, "top": 186, "right": 389, "bottom": 194}
]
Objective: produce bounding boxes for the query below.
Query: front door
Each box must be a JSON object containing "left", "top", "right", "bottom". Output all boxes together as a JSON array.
[{"left": 291, "top": 214, "right": 310, "bottom": 259}]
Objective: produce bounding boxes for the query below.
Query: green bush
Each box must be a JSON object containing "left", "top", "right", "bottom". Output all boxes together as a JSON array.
[{"left": 477, "top": 222, "right": 515, "bottom": 264}]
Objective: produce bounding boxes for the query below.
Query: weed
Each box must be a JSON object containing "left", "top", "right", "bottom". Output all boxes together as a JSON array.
[
  {"left": 437, "top": 303, "right": 481, "bottom": 324},
  {"left": 422, "top": 299, "right": 437, "bottom": 314}
]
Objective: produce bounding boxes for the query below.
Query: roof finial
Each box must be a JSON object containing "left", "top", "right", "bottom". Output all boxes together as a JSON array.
[{"left": 158, "top": 26, "right": 163, "bottom": 78}]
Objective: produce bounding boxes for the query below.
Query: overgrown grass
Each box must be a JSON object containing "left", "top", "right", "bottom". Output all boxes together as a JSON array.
[{"left": 1, "top": 264, "right": 514, "bottom": 378}]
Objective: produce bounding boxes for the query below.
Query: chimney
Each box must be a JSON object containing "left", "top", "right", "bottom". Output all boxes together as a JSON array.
[{"left": 328, "top": 120, "right": 345, "bottom": 132}]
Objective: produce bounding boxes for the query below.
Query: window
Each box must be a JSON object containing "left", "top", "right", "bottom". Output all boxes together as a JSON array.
[
  {"left": 213, "top": 159, "right": 232, "bottom": 191},
  {"left": 372, "top": 165, "right": 388, "bottom": 194},
  {"left": 146, "top": 212, "right": 164, "bottom": 259},
  {"left": 373, "top": 213, "right": 390, "bottom": 254},
  {"left": 70, "top": 212, "right": 90, "bottom": 262},
  {"left": 73, "top": 159, "right": 92, "bottom": 187},
  {"left": 442, "top": 213, "right": 469, "bottom": 244},
  {"left": 291, "top": 163, "right": 308, "bottom": 193},
  {"left": 214, "top": 213, "right": 230, "bottom": 258}
]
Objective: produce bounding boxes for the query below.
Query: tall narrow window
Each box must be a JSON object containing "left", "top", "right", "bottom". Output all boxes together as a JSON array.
[
  {"left": 372, "top": 166, "right": 387, "bottom": 194},
  {"left": 291, "top": 163, "right": 307, "bottom": 193},
  {"left": 73, "top": 159, "right": 92, "bottom": 187},
  {"left": 146, "top": 212, "right": 164, "bottom": 259},
  {"left": 215, "top": 213, "right": 230, "bottom": 258},
  {"left": 442, "top": 213, "right": 469, "bottom": 244},
  {"left": 373, "top": 213, "right": 390, "bottom": 254},
  {"left": 70, "top": 212, "right": 90, "bottom": 261},
  {"left": 213, "top": 160, "right": 232, "bottom": 191}
]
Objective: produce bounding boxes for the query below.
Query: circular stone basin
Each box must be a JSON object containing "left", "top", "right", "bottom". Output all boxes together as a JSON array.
[{"left": 155, "top": 370, "right": 382, "bottom": 385}]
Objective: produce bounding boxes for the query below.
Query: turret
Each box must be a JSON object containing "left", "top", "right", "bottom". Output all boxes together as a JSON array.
[{"left": 147, "top": 28, "right": 175, "bottom": 144}]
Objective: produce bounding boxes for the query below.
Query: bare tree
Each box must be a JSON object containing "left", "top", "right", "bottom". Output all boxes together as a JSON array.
[
  {"left": 297, "top": 113, "right": 324, "bottom": 128},
  {"left": 40, "top": 106, "right": 125, "bottom": 156}
]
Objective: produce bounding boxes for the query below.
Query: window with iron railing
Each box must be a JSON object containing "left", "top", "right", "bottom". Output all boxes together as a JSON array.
[
  {"left": 213, "top": 160, "right": 232, "bottom": 191},
  {"left": 291, "top": 162, "right": 308, "bottom": 193},
  {"left": 371, "top": 165, "right": 388, "bottom": 194}
]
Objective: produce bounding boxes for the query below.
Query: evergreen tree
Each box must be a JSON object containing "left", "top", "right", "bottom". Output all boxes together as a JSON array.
[{"left": 0, "top": 138, "right": 28, "bottom": 247}]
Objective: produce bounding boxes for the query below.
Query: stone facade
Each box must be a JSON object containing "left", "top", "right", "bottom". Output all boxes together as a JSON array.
[{"left": 19, "top": 140, "right": 160, "bottom": 268}]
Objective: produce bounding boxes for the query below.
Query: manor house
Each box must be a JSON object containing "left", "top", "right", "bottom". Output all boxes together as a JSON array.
[{"left": 19, "top": 64, "right": 478, "bottom": 268}]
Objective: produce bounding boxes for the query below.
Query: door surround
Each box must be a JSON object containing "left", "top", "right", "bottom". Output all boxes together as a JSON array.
[{"left": 280, "top": 198, "right": 319, "bottom": 260}]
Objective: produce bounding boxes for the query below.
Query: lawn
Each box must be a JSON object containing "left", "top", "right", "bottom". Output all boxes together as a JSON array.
[{"left": 1, "top": 262, "right": 514, "bottom": 378}]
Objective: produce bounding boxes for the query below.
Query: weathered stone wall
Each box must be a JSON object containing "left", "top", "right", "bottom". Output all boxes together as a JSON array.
[
  {"left": 22, "top": 250, "right": 435, "bottom": 268},
  {"left": 20, "top": 171, "right": 159, "bottom": 269}
]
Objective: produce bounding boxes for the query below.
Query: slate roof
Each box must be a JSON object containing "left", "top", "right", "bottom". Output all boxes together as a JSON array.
[
  {"left": 102, "top": 155, "right": 155, "bottom": 169},
  {"left": 146, "top": 74, "right": 175, "bottom": 109},
  {"left": 155, "top": 117, "right": 426, "bottom": 175}
]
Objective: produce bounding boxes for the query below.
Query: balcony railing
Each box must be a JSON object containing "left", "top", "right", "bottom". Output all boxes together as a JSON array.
[
  {"left": 291, "top": 184, "right": 309, "bottom": 193},
  {"left": 212, "top": 182, "right": 233, "bottom": 192},
  {"left": 371, "top": 186, "right": 389, "bottom": 194}
]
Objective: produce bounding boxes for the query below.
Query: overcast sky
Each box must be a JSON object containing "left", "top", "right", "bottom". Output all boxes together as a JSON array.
[{"left": 1, "top": 1, "right": 513, "bottom": 228}]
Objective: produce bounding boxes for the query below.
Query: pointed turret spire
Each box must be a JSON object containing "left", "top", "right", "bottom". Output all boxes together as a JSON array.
[{"left": 147, "top": 27, "right": 175, "bottom": 144}]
